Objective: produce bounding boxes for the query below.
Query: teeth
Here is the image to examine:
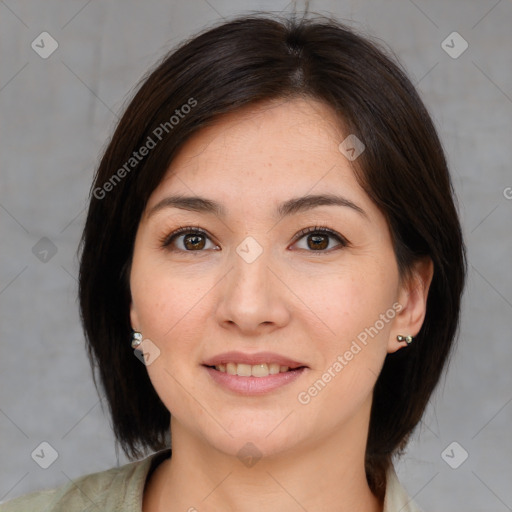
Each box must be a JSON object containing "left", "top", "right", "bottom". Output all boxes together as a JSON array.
[
  {"left": 214, "top": 362, "right": 293, "bottom": 377},
  {"left": 251, "top": 363, "right": 268, "bottom": 377},
  {"left": 237, "top": 363, "right": 252, "bottom": 377},
  {"left": 269, "top": 363, "right": 280, "bottom": 375}
]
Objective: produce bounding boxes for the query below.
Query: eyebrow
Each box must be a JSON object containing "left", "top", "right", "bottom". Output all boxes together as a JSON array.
[{"left": 147, "top": 193, "right": 367, "bottom": 220}]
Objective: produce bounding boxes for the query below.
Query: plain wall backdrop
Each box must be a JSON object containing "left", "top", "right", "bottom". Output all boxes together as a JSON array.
[{"left": 1, "top": 1, "right": 511, "bottom": 510}]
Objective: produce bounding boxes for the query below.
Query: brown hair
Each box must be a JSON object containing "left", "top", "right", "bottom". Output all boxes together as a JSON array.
[{"left": 78, "top": 13, "right": 466, "bottom": 499}]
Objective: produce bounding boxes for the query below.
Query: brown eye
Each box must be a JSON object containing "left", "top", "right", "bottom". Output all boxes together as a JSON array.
[
  {"left": 182, "top": 233, "right": 206, "bottom": 250},
  {"left": 161, "top": 225, "right": 349, "bottom": 254},
  {"left": 162, "top": 227, "right": 217, "bottom": 252},
  {"left": 306, "top": 233, "right": 329, "bottom": 250},
  {"left": 292, "top": 226, "right": 349, "bottom": 252}
]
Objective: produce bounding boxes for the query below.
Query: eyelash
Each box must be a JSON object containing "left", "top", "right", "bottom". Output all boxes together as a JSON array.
[{"left": 160, "top": 225, "right": 349, "bottom": 254}]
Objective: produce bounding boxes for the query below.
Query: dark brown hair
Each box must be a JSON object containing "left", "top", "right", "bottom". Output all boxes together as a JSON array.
[{"left": 78, "top": 12, "right": 466, "bottom": 499}]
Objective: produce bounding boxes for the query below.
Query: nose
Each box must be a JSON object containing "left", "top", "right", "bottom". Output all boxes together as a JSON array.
[{"left": 215, "top": 242, "right": 291, "bottom": 336}]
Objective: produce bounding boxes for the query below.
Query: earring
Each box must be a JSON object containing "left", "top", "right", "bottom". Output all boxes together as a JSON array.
[
  {"left": 397, "top": 335, "right": 414, "bottom": 345},
  {"left": 131, "top": 331, "right": 143, "bottom": 349}
]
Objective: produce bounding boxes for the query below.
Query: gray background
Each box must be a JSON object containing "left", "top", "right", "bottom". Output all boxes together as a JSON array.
[{"left": 1, "top": 0, "right": 511, "bottom": 510}]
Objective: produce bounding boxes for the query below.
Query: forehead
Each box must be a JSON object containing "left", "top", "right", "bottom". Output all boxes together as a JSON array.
[{"left": 146, "top": 97, "right": 371, "bottom": 216}]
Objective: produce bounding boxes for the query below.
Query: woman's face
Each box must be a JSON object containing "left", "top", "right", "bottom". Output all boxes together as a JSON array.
[{"left": 130, "top": 97, "right": 419, "bottom": 459}]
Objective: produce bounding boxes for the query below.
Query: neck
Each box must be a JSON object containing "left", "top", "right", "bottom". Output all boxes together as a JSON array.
[{"left": 144, "top": 415, "right": 383, "bottom": 512}]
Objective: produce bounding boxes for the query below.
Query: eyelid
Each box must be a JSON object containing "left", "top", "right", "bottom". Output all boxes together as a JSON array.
[
  {"left": 291, "top": 225, "right": 350, "bottom": 248},
  {"left": 160, "top": 225, "right": 215, "bottom": 248},
  {"left": 160, "top": 224, "right": 349, "bottom": 252}
]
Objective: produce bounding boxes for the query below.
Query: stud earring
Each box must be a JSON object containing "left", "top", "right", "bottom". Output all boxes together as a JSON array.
[
  {"left": 397, "top": 335, "right": 414, "bottom": 345},
  {"left": 131, "top": 331, "right": 143, "bottom": 349}
]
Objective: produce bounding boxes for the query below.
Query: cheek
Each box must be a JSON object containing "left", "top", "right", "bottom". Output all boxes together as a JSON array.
[
  {"left": 292, "top": 274, "right": 396, "bottom": 429},
  {"left": 297, "top": 261, "right": 398, "bottom": 383},
  {"left": 130, "top": 236, "right": 197, "bottom": 336},
  {"left": 130, "top": 260, "right": 209, "bottom": 417},
  {"left": 131, "top": 266, "right": 201, "bottom": 343},
  {"left": 303, "top": 261, "right": 398, "bottom": 337}
]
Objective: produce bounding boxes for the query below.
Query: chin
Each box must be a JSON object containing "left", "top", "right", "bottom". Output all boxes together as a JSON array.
[
  {"left": 195, "top": 416, "right": 305, "bottom": 462},
  {"left": 212, "top": 434, "right": 295, "bottom": 462}
]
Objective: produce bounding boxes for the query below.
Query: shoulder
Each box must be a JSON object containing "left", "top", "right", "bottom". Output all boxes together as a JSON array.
[
  {"left": 0, "top": 449, "right": 171, "bottom": 512},
  {"left": 384, "top": 464, "right": 424, "bottom": 512}
]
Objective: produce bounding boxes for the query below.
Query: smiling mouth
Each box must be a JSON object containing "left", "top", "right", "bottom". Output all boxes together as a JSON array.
[{"left": 205, "top": 362, "right": 306, "bottom": 377}]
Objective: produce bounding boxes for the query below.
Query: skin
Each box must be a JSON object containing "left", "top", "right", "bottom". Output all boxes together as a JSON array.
[{"left": 129, "top": 97, "right": 433, "bottom": 512}]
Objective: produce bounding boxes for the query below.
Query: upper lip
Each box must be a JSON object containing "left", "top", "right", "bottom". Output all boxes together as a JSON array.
[{"left": 203, "top": 351, "right": 307, "bottom": 369}]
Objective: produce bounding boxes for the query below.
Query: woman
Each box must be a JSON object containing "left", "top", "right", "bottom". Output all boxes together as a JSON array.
[{"left": 2, "top": 12, "right": 466, "bottom": 512}]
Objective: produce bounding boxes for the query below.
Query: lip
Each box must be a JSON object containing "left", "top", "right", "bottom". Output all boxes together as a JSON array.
[
  {"left": 202, "top": 351, "right": 307, "bottom": 369},
  {"left": 204, "top": 366, "right": 307, "bottom": 395},
  {"left": 202, "top": 351, "right": 308, "bottom": 396}
]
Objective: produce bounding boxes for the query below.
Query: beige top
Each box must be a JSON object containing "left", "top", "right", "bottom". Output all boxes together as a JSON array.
[{"left": 0, "top": 449, "right": 422, "bottom": 511}]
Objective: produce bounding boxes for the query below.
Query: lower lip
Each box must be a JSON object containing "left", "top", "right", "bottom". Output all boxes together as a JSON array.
[{"left": 203, "top": 366, "right": 307, "bottom": 395}]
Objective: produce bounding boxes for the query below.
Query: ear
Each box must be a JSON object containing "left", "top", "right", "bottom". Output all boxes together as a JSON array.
[
  {"left": 387, "top": 257, "right": 434, "bottom": 353},
  {"left": 130, "top": 301, "right": 140, "bottom": 332}
]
